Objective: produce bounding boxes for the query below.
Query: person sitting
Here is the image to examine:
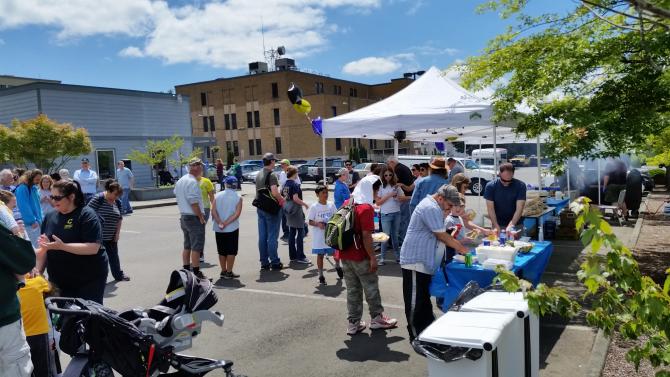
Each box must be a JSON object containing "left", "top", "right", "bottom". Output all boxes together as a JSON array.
[{"left": 484, "top": 163, "right": 526, "bottom": 235}]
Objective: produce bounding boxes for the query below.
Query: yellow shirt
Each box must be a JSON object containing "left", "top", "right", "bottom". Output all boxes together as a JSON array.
[
  {"left": 199, "top": 178, "right": 214, "bottom": 209},
  {"left": 18, "top": 276, "right": 51, "bottom": 336}
]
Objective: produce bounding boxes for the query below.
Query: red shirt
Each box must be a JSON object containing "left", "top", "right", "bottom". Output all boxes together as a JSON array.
[{"left": 335, "top": 201, "right": 375, "bottom": 261}]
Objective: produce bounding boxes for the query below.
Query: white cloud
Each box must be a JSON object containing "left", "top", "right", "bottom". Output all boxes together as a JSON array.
[
  {"left": 0, "top": 0, "right": 382, "bottom": 68},
  {"left": 406, "top": 0, "right": 425, "bottom": 15},
  {"left": 118, "top": 46, "right": 144, "bottom": 58},
  {"left": 342, "top": 54, "right": 416, "bottom": 75}
]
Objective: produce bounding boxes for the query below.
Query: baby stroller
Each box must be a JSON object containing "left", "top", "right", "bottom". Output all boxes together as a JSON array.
[{"left": 46, "top": 269, "right": 244, "bottom": 377}]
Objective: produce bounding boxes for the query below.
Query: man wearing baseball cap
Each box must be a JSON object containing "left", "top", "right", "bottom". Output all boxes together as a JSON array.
[
  {"left": 400, "top": 184, "right": 468, "bottom": 343},
  {"left": 73, "top": 158, "right": 99, "bottom": 204},
  {"left": 278, "top": 158, "right": 299, "bottom": 242},
  {"left": 255, "top": 153, "right": 285, "bottom": 270}
]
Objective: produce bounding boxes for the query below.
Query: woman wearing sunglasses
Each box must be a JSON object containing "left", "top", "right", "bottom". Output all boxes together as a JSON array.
[
  {"left": 375, "top": 167, "right": 404, "bottom": 265},
  {"left": 35, "top": 180, "right": 108, "bottom": 304}
]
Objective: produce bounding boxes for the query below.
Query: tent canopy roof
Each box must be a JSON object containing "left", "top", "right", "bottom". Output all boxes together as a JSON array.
[{"left": 321, "top": 66, "right": 496, "bottom": 141}]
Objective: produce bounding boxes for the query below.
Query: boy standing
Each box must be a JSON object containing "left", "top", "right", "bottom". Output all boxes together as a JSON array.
[
  {"left": 308, "top": 185, "right": 341, "bottom": 285},
  {"left": 212, "top": 177, "right": 243, "bottom": 279}
]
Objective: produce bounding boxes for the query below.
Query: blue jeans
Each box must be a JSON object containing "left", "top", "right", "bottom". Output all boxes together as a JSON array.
[
  {"left": 257, "top": 208, "right": 281, "bottom": 266},
  {"left": 288, "top": 226, "right": 306, "bottom": 261},
  {"left": 399, "top": 201, "right": 410, "bottom": 246},
  {"left": 380, "top": 212, "right": 400, "bottom": 260},
  {"left": 25, "top": 224, "right": 41, "bottom": 249},
  {"left": 280, "top": 208, "right": 289, "bottom": 239},
  {"left": 120, "top": 188, "right": 132, "bottom": 213}
]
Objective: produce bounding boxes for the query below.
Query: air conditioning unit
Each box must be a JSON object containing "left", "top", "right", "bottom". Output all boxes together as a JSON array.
[
  {"left": 249, "top": 61, "right": 268, "bottom": 74},
  {"left": 275, "top": 58, "right": 296, "bottom": 71}
]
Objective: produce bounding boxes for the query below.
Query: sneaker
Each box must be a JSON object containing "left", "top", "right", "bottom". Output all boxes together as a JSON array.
[
  {"left": 199, "top": 257, "right": 205, "bottom": 263},
  {"left": 271, "top": 263, "right": 284, "bottom": 271},
  {"left": 335, "top": 266, "right": 344, "bottom": 279},
  {"left": 280, "top": 236, "right": 288, "bottom": 243},
  {"left": 370, "top": 313, "right": 398, "bottom": 330},
  {"left": 377, "top": 259, "right": 386, "bottom": 266},
  {"left": 318, "top": 276, "right": 326, "bottom": 285},
  {"left": 260, "top": 264, "right": 271, "bottom": 271},
  {"left": 227, "top": 271, "right": 240, "bottom": 279},
  {"left": 295, "top": 258, "right": 311, "bottom": 265},
  {"left": 193, "top": 270, "right": 208, "bottom": 280},
  {"left": 114, "top": 274, "right": 130, "bottom": 282},
  {"left": 220, "top": 270, "right": 228, "bottom": 279},
  {"left": 347, "top": 320, "right": 367, "bottom": 335}
]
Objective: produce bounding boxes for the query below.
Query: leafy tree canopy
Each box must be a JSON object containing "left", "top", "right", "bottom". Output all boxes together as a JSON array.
[{"left": 461, "top": 0, "right": 670, "bottom": 166}]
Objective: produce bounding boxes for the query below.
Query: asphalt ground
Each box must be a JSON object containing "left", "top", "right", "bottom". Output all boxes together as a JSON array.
[{"left": 103, "top": 168, "right": 600, "bottom": 377}]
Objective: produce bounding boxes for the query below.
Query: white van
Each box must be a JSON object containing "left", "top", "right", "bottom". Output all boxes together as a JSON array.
[
  {"left": 471, "top": 148, "right": 508, "bottom": 169},
  {"left": 395, "top": 155, "right": 497, "bottom": 195}
]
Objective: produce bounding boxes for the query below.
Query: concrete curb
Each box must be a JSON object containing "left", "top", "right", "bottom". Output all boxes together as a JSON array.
[
  {"left": 132, "top": 200, "right": 177, "bottom": 210},
  {"left": 585, "top": 329, "right": 611, "bottom": 377}
]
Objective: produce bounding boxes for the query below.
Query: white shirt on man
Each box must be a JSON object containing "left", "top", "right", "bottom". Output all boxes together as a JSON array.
[
  {"left": 73, "top": 168, "right": 98, "bottom": 194},
  {"left": 308, "top": 201, "right": 337, "bottom": 250},
  {"left": 174, "top": 174, "right": 203, "bottom": 216}
]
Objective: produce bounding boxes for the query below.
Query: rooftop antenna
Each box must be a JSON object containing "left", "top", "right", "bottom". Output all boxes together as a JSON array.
[{"left": 261, "top": 16, "right": 266, "bottom": 61}]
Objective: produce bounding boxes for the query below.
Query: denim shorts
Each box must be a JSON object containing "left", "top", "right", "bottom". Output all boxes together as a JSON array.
[{"left": 180, "top": 215, "right": 205, "bottom": 252}]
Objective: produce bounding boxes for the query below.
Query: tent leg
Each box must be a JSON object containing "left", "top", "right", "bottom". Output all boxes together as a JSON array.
[
  {"left": 537, "top": 135, "right": 542, "bottom": 191},
  {"left": 597, "top": 159, "right": 601, "bottom": 206},
  {"left": 394, "top": 139, "right": 399, "bottom": 159},
  {"left": 322, "top": 136, "right": 327, "bottom": 185},
  {"left": 566, "top": 160, "right": 571, "bottom": 196},
  {"left": 493, "top": 125, "right": 498, "bottom": 169}
]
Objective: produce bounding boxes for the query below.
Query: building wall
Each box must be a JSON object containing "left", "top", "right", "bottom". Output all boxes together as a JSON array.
[
  {"left": 0, "top": 90, "right": 38, "bottom": 124},
  {"left": 0, "top": 75, "right": 60, "bottom": 89},
  {"left": 176, "top": 70, "right": 412, "bottom": 163},
  {"left": 0, "top": 85, "right": 196, "bottom": 187}
]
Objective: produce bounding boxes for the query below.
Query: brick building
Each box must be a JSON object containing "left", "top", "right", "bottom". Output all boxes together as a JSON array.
[{"left": 175, "top": 66, "right": 416, "bottom": 163}]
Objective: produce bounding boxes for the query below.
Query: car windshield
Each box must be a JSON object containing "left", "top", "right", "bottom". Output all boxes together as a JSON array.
[
  {"left": 354, "top": 163, "right": 366, "bottom": 170},
  {"left": 463, "top": 159, "right": 480, "bottom": 170}
]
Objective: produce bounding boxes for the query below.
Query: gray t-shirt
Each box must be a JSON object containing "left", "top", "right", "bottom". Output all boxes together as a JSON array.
[{"left": 255, "top": 168, "right": 279, "bottom": 199}]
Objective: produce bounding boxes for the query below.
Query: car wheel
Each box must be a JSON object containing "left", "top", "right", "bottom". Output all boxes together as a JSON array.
[{"left": 470, "top": 178, "right": 487, "bottom": 196}]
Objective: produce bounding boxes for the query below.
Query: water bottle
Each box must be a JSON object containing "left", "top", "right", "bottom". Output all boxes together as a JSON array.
[{"left": 499, "top": 229, "right": 507, "bottom": 245}]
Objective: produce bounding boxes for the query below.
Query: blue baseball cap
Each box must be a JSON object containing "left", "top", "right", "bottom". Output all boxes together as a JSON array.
[{"left": 224, "top": 176, "right": 238, "bottom": 185}]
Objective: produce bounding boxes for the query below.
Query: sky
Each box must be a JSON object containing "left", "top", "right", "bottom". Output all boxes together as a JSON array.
[{"left": 0, "top": 0, "right": 568, "bottom": 93}]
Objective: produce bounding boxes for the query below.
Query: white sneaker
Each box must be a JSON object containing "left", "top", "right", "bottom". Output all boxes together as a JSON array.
[
  {"left": 347, "top": 320, "right": 367, "bottom": 335},
  {"left": 377, "top": 257, "right": 385, "bottom": 266},
  {"left": 295, "top": 258, "right": 311, "bottom": 264},
  {"left": 370, "top": 313, "right": 398, "bottom": 330}
]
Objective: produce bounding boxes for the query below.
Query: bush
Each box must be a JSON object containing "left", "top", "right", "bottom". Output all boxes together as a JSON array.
[{"left": 648, "top": 168, "right": 666, "bottom": 177}]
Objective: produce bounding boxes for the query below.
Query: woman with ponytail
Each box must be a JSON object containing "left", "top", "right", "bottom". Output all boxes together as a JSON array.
[{"left": 35, "top": 180, "right": 108, "bottom": 303}]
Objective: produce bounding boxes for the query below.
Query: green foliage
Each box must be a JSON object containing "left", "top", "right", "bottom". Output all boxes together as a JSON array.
[
  {"left": 226, "top": 150, "right": 235, "bottom": 169},
  {"left": 127, "top": 135, "right": 195, "bottom": 187},
  {"left": 649, "top": 168, "right": 666, "bottom": 177},
  {"left": 495, "top": 196, "right": 670, "bottom": 373},
  {"left": 462, "top": 1, "right": 670, "bottom": 167},
  {"left": 646, "top": 127, "right": 670, "bottom": 166},
  {"left": 0, "top": 114, "right": 92, "bottom": 173}
]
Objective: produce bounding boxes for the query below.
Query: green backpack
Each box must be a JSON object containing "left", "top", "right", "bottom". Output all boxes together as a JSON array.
[{"left": 325, "top": 200, "right": 357, "bottom": 251}]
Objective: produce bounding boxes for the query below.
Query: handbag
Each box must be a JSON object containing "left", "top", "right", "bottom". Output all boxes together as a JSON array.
[{"left": 252, "top": 170, "right": 281, "bottom": 214}]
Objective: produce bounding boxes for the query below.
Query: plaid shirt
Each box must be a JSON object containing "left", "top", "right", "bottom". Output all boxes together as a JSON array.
[{"left": 400, "top": 195, "right": 445, "bottom": 272}]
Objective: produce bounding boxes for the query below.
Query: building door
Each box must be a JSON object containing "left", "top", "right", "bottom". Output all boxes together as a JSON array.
[{"left": 96, "top": 149, "right": 116, "bottom": 180}]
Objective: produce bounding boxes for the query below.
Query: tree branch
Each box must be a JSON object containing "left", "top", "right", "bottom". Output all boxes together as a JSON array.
[
  {"left": 583, "top": 2, "right": 641, "bottom": 30},
  {"left": 632, "top": 0, "right": 670, "bottom": 20},
  {"left": 581, "top": 0, "right": 670, "bottom": 29}
]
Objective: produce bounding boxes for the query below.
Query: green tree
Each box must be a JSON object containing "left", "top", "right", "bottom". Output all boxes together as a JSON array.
[
  {"left": 127, "top": 135, "right": 193, "bottom": 187},
  {"left": 352, "top": 147, "right": 360, "bottom": 163},
  {"left": 359, "top": 146, "right": 368, "bottom": 161},
  {"left": 226, "top": 150, "right": 235, "bottom": 169},
  {"left": 0, "top": 114, "right": 92, "bottom": 173},
  {"left": 495, "top": 198, "right": 670, "bottom": 375},
  {"left": 461, "top": 0, "right": 670, "bottom": 167},
  {"left": 644, "top": 126, "right": 670, "bottom": 188}
]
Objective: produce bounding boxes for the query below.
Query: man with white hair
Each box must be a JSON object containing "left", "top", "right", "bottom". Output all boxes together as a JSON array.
[
  {"left": 0, "top": 169, "right": 14, "bottom": 191},
  {"left": 58, "top": 169, "right": 70, "bottom": 181},
  {"left": 337, "top": 174, "right": 398, "bottom": 335}
]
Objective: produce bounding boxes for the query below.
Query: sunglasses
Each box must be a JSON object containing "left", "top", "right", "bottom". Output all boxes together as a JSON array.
[
  {"left": 345, "top": 164, "right": 352, "bottom": 167},
  {"left": 384, "top": 174, "right": 393, "bottom": 177},
  {"left": 420, "top": 168, "right": 426, "bottom": 171},
  {"left": 50, "top": 195, "right": 66, "bottom": 201},
  {"left": 411, "top": 168, "right": 417, "bottom": 171}
]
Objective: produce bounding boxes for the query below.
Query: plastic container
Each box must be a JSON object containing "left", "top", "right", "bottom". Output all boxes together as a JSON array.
[
  {"left": 415, "top": 311, "right": 516, "bottom": 377},
  {"left": 475, "top": 245, "right": 517, "bottom": 265},
  {"left": 460, "top": 291, "right": 540, "bottom": 377}
]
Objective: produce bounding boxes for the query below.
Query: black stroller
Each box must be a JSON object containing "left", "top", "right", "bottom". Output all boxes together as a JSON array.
[{"left": 46, "top": 269, "right": 244, "bottom": 377}]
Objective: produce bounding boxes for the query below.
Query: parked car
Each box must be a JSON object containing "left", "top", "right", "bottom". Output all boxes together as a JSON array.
[
  {"left": 353, "top": 162, "right": 375, "bottom": 177},
  {"left": 237, "top": 164, "right": 262, "bottom": 182},
  {"left": 301, "top": 158, "right": 344, "bottom": 183},
  {"left": 509, "top": 155, "right": 528, "bottom": 167},
  {"left": 452, "top": 157, "right": 498, "bottom": 196},
  {"left": 239, "top": 159, "right": 264, "bottom": 168}
]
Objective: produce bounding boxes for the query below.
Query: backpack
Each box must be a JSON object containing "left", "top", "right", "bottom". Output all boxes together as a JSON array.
[{"left": 325, "top": 200, "right": 357, "bottom": 251}]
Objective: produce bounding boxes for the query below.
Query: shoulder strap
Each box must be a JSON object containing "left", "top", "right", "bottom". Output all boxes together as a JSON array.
[{"left": 264, "top": 170, "right": 273, "bottom": 189}]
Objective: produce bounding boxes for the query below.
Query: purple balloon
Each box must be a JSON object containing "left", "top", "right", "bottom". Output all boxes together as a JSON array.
[
  {"left": 435, "top": 142, "right": 445, "bottom": 152},
  {"left": 311, "top": 117, "right": 323, "bottom": 136}
]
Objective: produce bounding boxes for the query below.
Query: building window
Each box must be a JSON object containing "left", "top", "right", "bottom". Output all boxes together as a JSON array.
[
  {"left": 96, "top": 149, "right": 116, "bottom": 180},
  {"left": 315, "top": 82, "right": 324, "bottom": 94},
  {"left": 226, "top": 141, "right": 232, "bottom": 155},
  {"left": 256, "top": 139, "right": 262, "bottom": 154},
  {"left": 254, "top": 110, "right": 260, "bottom": 128},
  {"left": 275, "top": 137, "right": 282, "bottom": 154},
  {"left": 209, "top": 116, "right": 215, "bottom": 131},
  {"left": 248, "top": 139, "right": 255, "bottom": 156},
  {"left": 246, "top": 111, "right": 253, "bottom": 128},
  {"left": 271, "top": 82, "right": 279, "bottom": 98},
  {"left": 224, "top": 114, "right": 231, "bottom": 130},
  {"left": 233, "top": 141, "right": 239, "bottom": 156},
  {"left": 273, "top": 108, "right": 280, "bottom": 126},
  {"left": 205, "top": 146, "right": 211, "bottom": 159},
  {"left": 333, "top": 85, "right": 342, "bottom": 95},
  {"left": 200, "top": 92, "right": 207, "bottom": 106},
  {"left": 384, "top": 140, "right": 392, "bottom": 149},
  {"left": 335, "top": 138, "right": 341, "bottom": 151},
  {"left": 349, "top": 88, "right": 358, "bottom": 97},
  {"left": 202, "top": 116, "right": 209, "bottom": 132},
  {"left": 331, "top": 106, "right": 337, "bottom": 117},
  {"left": 231, "top": 113, "right": 237, "bottom": 129}
]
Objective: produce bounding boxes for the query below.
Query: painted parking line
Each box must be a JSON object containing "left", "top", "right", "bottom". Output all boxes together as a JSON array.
[
  {"left": 121, "top": 230, "right": 141, "bottom": 234},
  {"left": 217, "top": 286, "right": 404, "bottom": 310}
]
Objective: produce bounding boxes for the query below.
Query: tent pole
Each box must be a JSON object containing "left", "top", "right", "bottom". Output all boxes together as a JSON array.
[
  {"left": 597, "top": 159, "right": 601, "bottom": 206},
  {"left": 464, "top": 140, "right": 467, "bottom": 157},
  {"left": 566, "top": 159, "right": 571, "bottom": 196},
  {"left": 322, "top": 136, "right": 327, "bottom": 185},
  {"left": 478, "top": 137, "right": 483, "bottom": 216},
  {"left": 537, "top": 135, "right": 542, "bottom": 191},
  {"left": 493, "top": 125, "right": 498, "bottom": 169},
  {"left": 394, "top": 139, "right": 399, "bottom": 159}
]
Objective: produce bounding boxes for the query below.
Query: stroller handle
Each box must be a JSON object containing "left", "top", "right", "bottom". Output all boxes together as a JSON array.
[{"left": 45, "top": 297, "right": 95, "bottom": 316}]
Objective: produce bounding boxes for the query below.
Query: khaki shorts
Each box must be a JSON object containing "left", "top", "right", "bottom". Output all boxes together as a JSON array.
[
  {"left": 180, "top": 215, "right": 206, "bottom": 252},
  {"left": 0, "top": 319, "right": 33, "bottom": 377}
]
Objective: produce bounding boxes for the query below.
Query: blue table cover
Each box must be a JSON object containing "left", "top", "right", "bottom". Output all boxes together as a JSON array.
[
  {"left": 429, "top": 241, "right": 553, "bottom": 311},
  {"left": 547, "top": 198, "right": 569, "bottom": 214}
]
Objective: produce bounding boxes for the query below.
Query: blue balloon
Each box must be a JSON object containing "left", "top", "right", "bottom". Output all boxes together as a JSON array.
[
  {"left": 435, "top": 142, "right": 445, "bottom": 152},
  {"left": 311, "top": 117, "right": 323, "bottom": 136}
]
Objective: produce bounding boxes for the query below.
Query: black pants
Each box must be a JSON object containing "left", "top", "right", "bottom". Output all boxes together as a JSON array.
[
  {"left": 402, "top": 268, "right": 435, "bottom": 343},
  {"left": 27, "top": 333, "right": 58, "bottom": 377},
  {"left": 103, "top": 241, "right": 124, "bottom": 280}
]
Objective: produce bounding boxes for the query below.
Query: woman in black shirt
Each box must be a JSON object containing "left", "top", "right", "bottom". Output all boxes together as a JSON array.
[{"left": 36, "top": 180, "right": 108, "bottom": 304}]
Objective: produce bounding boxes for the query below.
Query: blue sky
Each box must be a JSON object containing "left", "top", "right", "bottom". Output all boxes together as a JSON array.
[{"left": 0, "top": 0, "right": 566, "bottom": 92}]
